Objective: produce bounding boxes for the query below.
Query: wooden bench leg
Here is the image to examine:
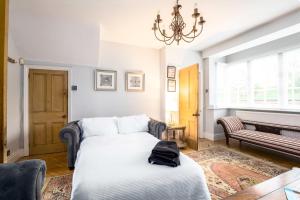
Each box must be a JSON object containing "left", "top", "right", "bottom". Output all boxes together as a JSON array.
[{"left": 226, "top": 137, "right": 229, "bottom": 146}]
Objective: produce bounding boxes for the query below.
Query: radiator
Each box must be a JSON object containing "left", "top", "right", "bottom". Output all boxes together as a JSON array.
[
  {"left": 236, "top": 111, "right": 300, "bottom": 126},
  {"left": 236, "top": 110, "right": 300, "bottom": 138}
]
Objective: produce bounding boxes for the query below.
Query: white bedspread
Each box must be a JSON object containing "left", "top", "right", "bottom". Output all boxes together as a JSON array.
[{"left": 71, "top": 132, "right": 211, "bottom": 200}]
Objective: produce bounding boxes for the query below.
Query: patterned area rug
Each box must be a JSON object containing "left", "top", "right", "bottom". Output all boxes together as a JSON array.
[
  {"left": 42, "top": 146, "right": 287, "bottom": 200},
  {"left": 43, "top": 174, "right": 72, "bottom": 200},
  {"left": 187, "top": 146, "right": 288, "bottom": 200}
]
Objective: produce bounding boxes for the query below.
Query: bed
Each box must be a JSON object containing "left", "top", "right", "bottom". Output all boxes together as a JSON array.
[{"left": 60, "top": 115, "right": 211, "bottom": 200}]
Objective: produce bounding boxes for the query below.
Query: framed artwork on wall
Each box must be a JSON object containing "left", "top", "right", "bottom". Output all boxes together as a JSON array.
[
  {"left": 95, "top": 69, "right": 117, "bottom": 91},
  {"left": 168, "top": 79, "right": 176, "bottom": 92},
  {"left": 167, "top": 66, "right": 176, "bottom": 79},
  {"left": 125, "top": 72, "right": 145, "bottom": 92}
]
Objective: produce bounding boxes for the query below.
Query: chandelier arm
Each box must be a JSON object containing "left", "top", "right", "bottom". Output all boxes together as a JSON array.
[
  {"left": 183, "top": 24, "right": 203, "bottom": 39},
  {"left": 182, "top": 30, "right": 196, "bottom": 43},
  {"left": 160, "top": 32, "right": 174, "bottom": 42},
  {"left": 191, "top": 24, "right": 204, "bottom": 38},
  {"left": 182, "top": 17, "right": 198, "bottom": 37},
  {"left": 157, "top": 22, "right": 168, "bottom": 38},
  {"left": 154, "top": 30, "right": 168, "bottom": 42},
  {"left": 165, "top": 36, "right": 176, "bottom": 45},
  {"left": 157, "top": 22, "right": 174, "bottom": 39},
  {"left": 155, "top": 30, "right": 174, "bottom": 42},
  {"left": 182, "top": 35, "right": 195, "bottom": 43}
]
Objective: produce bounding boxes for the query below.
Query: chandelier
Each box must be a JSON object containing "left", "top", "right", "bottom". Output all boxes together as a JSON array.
[{"left": 152, "top": 0, "right": 206, "bottom": 45}]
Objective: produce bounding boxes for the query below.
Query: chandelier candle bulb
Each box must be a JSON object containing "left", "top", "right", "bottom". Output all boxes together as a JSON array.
[
  {"left": 200, "top": 16, "right": 205, "bottom": 24},
  {"left": 194, "top": 8, "right": 198, "bottom": 14},
  {"left": 152, "top": 23, "right": 157, "bottom": 30}
]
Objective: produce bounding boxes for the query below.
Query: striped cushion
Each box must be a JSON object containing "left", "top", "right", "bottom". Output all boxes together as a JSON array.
[
  {"left": 218, "top": 116, "right": 245, "bottom": 133},
  {"left": 231, "top": 130, "right": 300, "bottom": 154}
]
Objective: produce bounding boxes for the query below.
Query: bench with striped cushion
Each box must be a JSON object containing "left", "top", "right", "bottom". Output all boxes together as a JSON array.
[{"left": 217, "top": 116, "right": 300, "bottom": 158}]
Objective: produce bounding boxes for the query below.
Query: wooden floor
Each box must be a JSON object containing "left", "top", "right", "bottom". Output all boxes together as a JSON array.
[
  {"left": 21, "top": 139, "right": 300, "bottom": 178},
  {"left": 20, "top": 152, "right": 71, "bottom": 178}
]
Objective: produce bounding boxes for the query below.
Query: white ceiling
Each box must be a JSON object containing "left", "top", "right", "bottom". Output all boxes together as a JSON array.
[{"left": 11, "top": 0, "right": 300, "bottom": 50}]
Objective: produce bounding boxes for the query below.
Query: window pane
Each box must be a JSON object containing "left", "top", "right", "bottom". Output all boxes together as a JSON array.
[
  {"left": 227, "top": 63, "right": 248, "bottom": 106},
  {"left": 283, "top": 48, "right": 300, "bottom": 107},
  {"left": 288, "top": 89, "right": 293, "bottom": 101},
  {"left": 295, "top": 88, "right": 300, "bottom": 101},
  {"left": 254, "top": 90, "right": 264, "bottom": 104},
  {"left": 288, "top": 72, "right": 293, "bottom": 87},
  {"left": 251, "top": 55, "right": 279, "bottom": 105},
  {"left": 239, "top": 88, "right": 248, "bottom": 103},
  {"left": 216, "top": 62, "right": 227, "bottom": 106},
  {"left": 229, "top": 88, "right": 238, "bottom": 104},
  {"left": 266, "top": 89, "right": 278, "bottom": 102},
  {"left": 295, "top": 73, "right": 300, "bottom": 87}
]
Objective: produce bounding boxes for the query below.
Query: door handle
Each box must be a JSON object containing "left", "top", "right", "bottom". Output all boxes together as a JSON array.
[
  {"left": 192, "top": 113, "right": 200, "bottom": 117},
  {"left": 62, "top": 115, "right": 67, "bottom": 119}
]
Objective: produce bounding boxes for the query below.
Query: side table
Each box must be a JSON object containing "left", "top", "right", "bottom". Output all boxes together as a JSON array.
[{"left": 166, "top": 125, "right": 187, "bottom": 148}]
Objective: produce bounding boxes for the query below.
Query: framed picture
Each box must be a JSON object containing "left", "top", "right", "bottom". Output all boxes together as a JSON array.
[
  {"left": 126, "top": 72, "right": 145, "bottom": 92},
  {"left": 95, "top": 69, "right": 117, "bottom": 91},
  {"left": 168, "top": 79, "right": 176, "bottom": 92},
  {"left": 167, "top": 66, "right": 176, "bottom": 79}
]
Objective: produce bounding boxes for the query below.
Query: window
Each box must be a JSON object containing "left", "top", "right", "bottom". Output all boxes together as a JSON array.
[
  {"left": 216, "top": 62, "right": 248, "bottom": 107},
  {"left": 215, "top": 62, "right": 227, "bottom": 106},
  {"left": 251, "top": 55, "right": 279, "bottom": 106},
  {"left": 216, "top": 47, "right": 300, "bottom": 110},
  {"left": 283, "top": 48, "right": 300, "bottom": 107},
  {"left": 226, "top": 62, "right": 248, "bottom": 105}
]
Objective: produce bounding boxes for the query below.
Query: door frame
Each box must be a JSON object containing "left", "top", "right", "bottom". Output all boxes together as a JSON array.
[
  {"left": 0, "top": 0, "right": 8, "bottom": 163},
  {"left": 23, "top": 65, "right": 72, "bottom": 156}
]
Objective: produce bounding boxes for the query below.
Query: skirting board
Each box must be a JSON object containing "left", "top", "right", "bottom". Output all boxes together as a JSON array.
[
  {"left": 8, "top": 149, "right": 25, "bottom": 163},
  {"left": 204, "top": 132, "right": 225, "bottom": 141}
]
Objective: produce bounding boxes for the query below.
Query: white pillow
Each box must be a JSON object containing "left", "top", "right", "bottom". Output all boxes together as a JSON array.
[
  {"left": 80, "top": 117, "right": 118, "bottom": 139},
  {"left": 117, "top": 114, "right": 150, "bottom": 134}
]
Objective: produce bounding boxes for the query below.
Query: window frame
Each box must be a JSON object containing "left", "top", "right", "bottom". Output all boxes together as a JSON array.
[{"left": 215, "top": 47, "right": 300, "bottom": 110}]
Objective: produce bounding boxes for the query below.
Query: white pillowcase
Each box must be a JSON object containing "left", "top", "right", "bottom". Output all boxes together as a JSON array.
[
  {"left": 117, "top": 114, "right": 150, "bottom": 134},
  {"left": 80, "top": 117, "right": 118, "bottom": 139}
]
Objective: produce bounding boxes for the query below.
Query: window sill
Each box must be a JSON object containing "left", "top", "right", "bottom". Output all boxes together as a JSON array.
[{"left": 218, "top": 106, "right": 300, "bottom": 114}]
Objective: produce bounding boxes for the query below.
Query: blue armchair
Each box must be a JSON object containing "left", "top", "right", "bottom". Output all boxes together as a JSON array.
[{"left": 0, "top": 159, "right": 46, "bottom": 200}]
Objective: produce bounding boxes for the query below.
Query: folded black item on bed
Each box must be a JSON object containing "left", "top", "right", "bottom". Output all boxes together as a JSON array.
[
  {"left": 148, "top": 154, "right": 180, "bottom": 167},
  {"left": 151, "top": 141, "right": 180, "bottom": 158},
  {"left": 148, "top": 141, "right": 180, "bottom": 167}
]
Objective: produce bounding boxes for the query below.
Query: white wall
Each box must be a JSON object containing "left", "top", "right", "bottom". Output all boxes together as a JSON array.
[
  {"left": 71, "top": 41, "right": 161, "bottom": 120},
  {"left": 202, "top": 9, "right": 300, "bottom": 58},
  {"left": 7, "top": 1, "right": 23, "bottom": 162},
  {"left": 12, "top": 14, "right": 100, "bottom": 67},
  {"left": 202, "top": 57, "right": 228, "bottom": 140},
  {"left": 226, "top": 32, "right": 300, "bottom": 63},
  {"left": 7, "top": 37, "right": 22, "bottom": 158}
]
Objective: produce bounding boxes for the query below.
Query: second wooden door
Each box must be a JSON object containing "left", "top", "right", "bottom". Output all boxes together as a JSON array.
[{"left": 29, "top": 69, "right": 68, "bottom": 155}]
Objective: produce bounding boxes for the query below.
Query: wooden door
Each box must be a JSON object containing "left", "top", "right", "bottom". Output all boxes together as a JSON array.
[
  {"left": 0, "top": 0, "right": 8, "bottom": 163},
  {"left": 179, "top": 64, "right": 199, "bottom": 150},
  {"left": 29, "top": 69, "right": 68, "bottom": 155}
]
